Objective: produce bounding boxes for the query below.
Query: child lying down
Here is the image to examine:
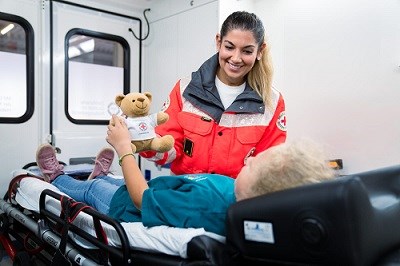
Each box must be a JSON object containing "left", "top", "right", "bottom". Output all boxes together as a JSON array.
[{"left": 35, "top": 115, "right": 334, "bottom": 236}]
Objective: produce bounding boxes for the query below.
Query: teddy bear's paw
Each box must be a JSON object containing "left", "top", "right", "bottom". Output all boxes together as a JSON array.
[
  {"left": 151, "top": 135, "right": 174, "bottom": 153},
  {"left": 131, "top": 143, "right": 137, "bottom": 153}
]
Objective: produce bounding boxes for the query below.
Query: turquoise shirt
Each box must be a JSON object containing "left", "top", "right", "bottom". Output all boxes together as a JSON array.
[{"left": 108, "top": 174, "right": 236, "bottom": 236}]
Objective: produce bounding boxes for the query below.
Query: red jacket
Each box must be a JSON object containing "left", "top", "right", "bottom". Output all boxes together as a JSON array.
[{"left": 142, "top": 54, "right": 287, "bottom": 178}]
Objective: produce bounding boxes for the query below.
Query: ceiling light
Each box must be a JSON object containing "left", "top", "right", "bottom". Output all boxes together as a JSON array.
[{"left": 1, "top": 23, "right": 15, "bottom": 35}]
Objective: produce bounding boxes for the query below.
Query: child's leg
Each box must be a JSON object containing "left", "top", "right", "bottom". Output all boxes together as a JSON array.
[
  {"left": 96, "top": 175, "right": 125, "bottom": 186},
  {"left": 52, "top": 174, "right": 120, "bottom": 214}
]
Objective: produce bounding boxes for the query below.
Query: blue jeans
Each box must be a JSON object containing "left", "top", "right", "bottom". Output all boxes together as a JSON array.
[{"left": 52, "top": 175, "right": 125, "bottom": 214}]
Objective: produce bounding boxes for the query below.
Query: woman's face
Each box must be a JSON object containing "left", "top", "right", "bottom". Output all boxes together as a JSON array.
[{"left": 216, "top": 29, "right": 264, "bottom": 86}]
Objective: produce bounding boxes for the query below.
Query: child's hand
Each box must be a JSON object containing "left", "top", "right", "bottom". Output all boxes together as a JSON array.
[{"left": 106, "top": 115, "right": 132, "bottom": 156}]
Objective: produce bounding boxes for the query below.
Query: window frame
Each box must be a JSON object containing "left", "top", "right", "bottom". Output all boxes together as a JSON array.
[
  {"left": 64, "top": 28, "right": 130, "bottom": 125},
  {"left": 0, "top": 12, "right": 34, "bottom": 124}
]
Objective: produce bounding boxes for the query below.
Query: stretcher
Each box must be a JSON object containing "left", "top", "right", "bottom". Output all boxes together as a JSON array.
[
  {"left": 2, "top": 164, "right": 400, "bottom": 265},
  {"left": 0, "top": 170, "right": 228, "bottom": 265}
]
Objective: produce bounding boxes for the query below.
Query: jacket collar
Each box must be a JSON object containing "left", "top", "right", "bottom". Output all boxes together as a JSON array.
[{"left": 183, "top": 53, "right": 265, "bottom": 122}]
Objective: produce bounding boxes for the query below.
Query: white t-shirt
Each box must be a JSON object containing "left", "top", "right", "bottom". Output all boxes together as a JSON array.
[
  {"left": 125, "top": 113, "right": 157, "bottom": 140},
  {"left": 215, "top": 76, "right": 246, "bottom": 109}
]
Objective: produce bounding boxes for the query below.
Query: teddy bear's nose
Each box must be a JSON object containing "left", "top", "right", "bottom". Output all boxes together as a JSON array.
[{"left": 137, "top": 97, "right": 145, "bottom": 103}]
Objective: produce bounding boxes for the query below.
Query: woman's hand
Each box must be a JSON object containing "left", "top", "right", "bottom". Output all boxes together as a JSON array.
[{"left": 106, "top": 115, "right": 132, "bottom": 156}]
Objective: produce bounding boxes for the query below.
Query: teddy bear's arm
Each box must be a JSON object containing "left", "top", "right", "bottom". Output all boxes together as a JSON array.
[{"left": 156, "top": 112, "right": 169, "bottom": 125}]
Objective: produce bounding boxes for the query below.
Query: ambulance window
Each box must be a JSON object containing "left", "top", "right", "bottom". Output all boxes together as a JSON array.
[
  {"left": 65, "top": 29, "right": 129, "bottom": 124},
  {"left": 0, "top": 16, "right": 34, "bottom": 123}
]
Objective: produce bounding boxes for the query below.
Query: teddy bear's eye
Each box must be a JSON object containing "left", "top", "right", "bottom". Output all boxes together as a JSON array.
[{"left": 132, "top": 99, "right": 135, "bottom": 103}]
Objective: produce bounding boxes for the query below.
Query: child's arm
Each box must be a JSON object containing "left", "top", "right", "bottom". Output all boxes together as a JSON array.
[{"left": 107, "top": 115, "right": 149, "bottom": 209}]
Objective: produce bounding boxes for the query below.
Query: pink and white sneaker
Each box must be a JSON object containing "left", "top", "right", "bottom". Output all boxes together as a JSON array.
[
  {"left": 36, "top": 144, "right": 64, "bottom": 182},
  {"left": 87, "top": 147, "right": 115, "bottom": 180}
]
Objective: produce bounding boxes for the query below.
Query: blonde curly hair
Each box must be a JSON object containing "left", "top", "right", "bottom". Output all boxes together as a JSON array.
[{"left": 249, "top": 139, "right": 335, "bottom": 197}]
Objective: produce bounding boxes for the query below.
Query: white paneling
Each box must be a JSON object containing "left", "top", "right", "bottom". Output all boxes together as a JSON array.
[
  {"left": 219, "top": 0, "right": 255, "bottom": 28},
  {"left": 256, "top": 0, "right": 400, "bottom": 174},
  {"left": 144, "top": 0, "right": 217, "bottom": 22},
  {"left": 0, "top": 0, "right": 42, "bottom": 198},
  {"left": 59, "top": 0, "right": 151, "bottom": 16}
]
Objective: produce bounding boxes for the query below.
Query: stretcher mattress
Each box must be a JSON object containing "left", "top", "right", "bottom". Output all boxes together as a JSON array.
[{"left": 14, "top": 176, "right": 225, "bottom": 258}]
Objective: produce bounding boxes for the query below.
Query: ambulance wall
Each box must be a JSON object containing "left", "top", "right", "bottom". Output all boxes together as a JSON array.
[
  {"left": 256, "top": 0, "right": 400, "bottom": 174},
  {"left": 141, "top": 0, "right": 400, "bottom": 176}
]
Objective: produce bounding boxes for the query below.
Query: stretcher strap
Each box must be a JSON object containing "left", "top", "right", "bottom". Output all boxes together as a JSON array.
[
  {"left": 5, "top": 174, "right": 48, "bottom": 257},
  {"left": 52, "top": 249, "right": 72, "bottom": 266},
  {"left": 59, "top": 196, "right": 108, "bottom": 244},
  {"left": 50, "top": 196, "right": 73, "bottom": 266},
  {"left": 58, "top": 196, "right": 72, "bottom": 254},
  {"left": 57, "top": 195, "right": 109, "bottom": 264}
]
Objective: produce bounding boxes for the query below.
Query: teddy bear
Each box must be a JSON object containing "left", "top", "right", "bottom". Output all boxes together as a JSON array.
[{"left": 113, "top": 92, "right": 174, "bottom": 153}]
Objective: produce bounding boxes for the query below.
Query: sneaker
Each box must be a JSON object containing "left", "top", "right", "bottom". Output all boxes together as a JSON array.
[
  {"left": 87, "top": 147, "right": 115, "bottom": 180},
  {"left": 36, "top": 144, "right": 64, "bottom": 182}
]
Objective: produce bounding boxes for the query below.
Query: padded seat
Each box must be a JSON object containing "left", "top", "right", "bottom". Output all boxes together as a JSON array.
[{"left": 226, "top": 165, "right": 400, "bottom": 266}]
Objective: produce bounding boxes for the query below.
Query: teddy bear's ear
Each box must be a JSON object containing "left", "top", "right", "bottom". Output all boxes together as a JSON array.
[
  {"left": 144, "top": 92, "right": 152, "bottom": 102},
  {"left": 115, "top": 94, "right": 125, "bottom": 106}
]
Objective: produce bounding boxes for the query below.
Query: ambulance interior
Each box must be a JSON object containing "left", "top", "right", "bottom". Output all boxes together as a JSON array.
[{"left": 0, "top": 0, "right": 400, "bottom": 265}]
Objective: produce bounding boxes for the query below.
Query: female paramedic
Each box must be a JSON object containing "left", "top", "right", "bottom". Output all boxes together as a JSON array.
[
  {"left": 35, "top": 117, "right": 332, "bottom": 236},
  {"left": 140, "top": 11, "right": 287, "bottom": 178}
]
